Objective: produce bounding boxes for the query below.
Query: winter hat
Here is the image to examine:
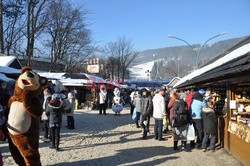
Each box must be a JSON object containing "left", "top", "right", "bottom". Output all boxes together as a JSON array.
[
  {"left": 198, "top": 89, "right": 205, "bottom": 95},
  {"left": 52, "top": 93, "right": 60, "bottom": 100},
  {"left": 68, "top": 92, "right": 74, "bottom": 99},
  {"left": 179, "top": 93, "right": 187, "bottom": 100}
]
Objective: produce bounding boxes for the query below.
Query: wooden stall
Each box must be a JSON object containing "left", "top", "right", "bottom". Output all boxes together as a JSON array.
[{"left": 174, "top": 36, "right": 250, "bottom": 165}]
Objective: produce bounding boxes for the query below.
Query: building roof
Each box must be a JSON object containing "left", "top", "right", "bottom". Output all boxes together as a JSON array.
[
  {"left": 167, "top": 77, "right": 181, "bottom": 87},
  {"left": 174, "top": 36, "right": 250, "bottom": 88},
  {"left": 37, "top": 72, "right": 124, "bottom": 88},
  {"left": 0, "top": 66, "right": 20, "bottom": 74},
  {"left": 0, "top": 73, "right": 15, "bottom": 82},
  {"left": 0, "top": 56, "right": 22, "bottom": 69}
]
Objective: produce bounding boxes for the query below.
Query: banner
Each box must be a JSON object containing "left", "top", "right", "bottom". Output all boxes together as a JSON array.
[{"left": 87, "top": 65, "right": 99, "bottom": 73}]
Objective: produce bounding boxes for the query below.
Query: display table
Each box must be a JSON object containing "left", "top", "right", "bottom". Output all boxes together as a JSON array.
[{"left": 228, "top": 121, "right": 250, "bottom": 143}]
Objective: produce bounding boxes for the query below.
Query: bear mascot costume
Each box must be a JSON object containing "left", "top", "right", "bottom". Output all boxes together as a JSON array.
[{"left": 7, "top": 66, "right": 47, "bottom": 166}]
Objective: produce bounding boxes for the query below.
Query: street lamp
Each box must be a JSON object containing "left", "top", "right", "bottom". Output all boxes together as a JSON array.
[{"left": 168, "top": 32, "right": 226, "bottom": 69}]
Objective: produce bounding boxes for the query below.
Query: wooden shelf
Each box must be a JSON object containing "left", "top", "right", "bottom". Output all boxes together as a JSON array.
[{"left": 236, "top": 99, "right": 250, "bottom": 103}]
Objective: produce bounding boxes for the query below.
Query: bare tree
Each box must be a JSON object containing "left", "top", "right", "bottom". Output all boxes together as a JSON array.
[
  {"left": 3, "top": 0, "right": 25, "bottom": 56},
  {"left": 45, "top": 0, "right": 91, "bottom": 72},
  {"left": 26, "top": 0, "right": 48, "bottom": 66},
  {"left": 104, "top": 37, "right": 139, "bottom": 81}
]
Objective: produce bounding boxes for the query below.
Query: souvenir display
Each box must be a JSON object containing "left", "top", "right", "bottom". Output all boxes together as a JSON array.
[{"left": 229, "top": 86, "right": 250, "bottom": 143}]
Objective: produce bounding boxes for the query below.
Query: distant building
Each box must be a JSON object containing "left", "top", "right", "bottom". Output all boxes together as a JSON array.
[{"left": 0, "top": 56, "right": 22, "bottom": 69}]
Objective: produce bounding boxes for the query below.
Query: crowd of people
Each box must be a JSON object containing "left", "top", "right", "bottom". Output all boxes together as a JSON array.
[
  {"left": 41, "top": 87, "right": 76, "bottom": 151},
  {"left": 0, "top": 82, "right": 225, "bottom": 158},
  {"left": 129, "top": 87, "right": 224, "bottom": 152}
]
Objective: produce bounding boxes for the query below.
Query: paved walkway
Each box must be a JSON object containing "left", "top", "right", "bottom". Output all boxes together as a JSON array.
[{"left": 1, "top": 107, "right": 243, "bottom": 166}]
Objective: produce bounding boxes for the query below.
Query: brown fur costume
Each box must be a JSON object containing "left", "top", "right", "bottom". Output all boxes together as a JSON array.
[{"left": 7, "top": 66, "right": 47, "bottom": 166}]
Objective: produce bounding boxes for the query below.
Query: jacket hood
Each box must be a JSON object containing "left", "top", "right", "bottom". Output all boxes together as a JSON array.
[
  {"left": 44, "top": 94, "right": 52, "bottom": 99},
  {"left": 154, "top": 93, "right": 163, "bottom": 99},
  {"left": 202, "top": 107, "right": 214, "bottom": 113},
  {"left": 49, "top": 99, "right": 62, "bottom": 109},
  {"left": 193, "top": 91, "right": 204, "bottom": 102},
  {"left": 100, "top": 89, "right": 107, "bottom": 94},
  {"left": 136, "top": 94, "right": 141, "bottom": 98}
]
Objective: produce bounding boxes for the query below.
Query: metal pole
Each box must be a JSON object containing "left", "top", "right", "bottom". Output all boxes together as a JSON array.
[
  {"left": 196, "top": 32, "right": 226, "bottom": 68},
  {"left": 168, "top": 32, "right": 226, "bottom": 69}
]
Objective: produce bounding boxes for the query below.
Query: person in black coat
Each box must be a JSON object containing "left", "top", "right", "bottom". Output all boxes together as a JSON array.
[
  {"left": 46, "top": 93, "right": 64, "bottom": 151},
  {"left": 140, "top": 90, "right": 153, "bottom": 139},
  {"left": 201, "top": 101, "right": 218, "bottom": 152},
  {"left": 173, "top": 93, "right": 190, "bottom": 151}
]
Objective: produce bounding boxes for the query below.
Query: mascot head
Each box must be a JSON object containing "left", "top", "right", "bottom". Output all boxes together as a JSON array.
[
  {"left": 114, "top": 87, "right": 120, "bottom": 97},
  {"left": 15, "top": 66, "right": 47, "bottom": 94}
]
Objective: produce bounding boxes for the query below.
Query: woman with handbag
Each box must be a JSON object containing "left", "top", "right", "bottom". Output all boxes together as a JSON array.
[
  {"left": 168, "top": 91, "right": 178, "bottom": 140},
  {"left": 65, "top": 92, "right": 75, "bottom": 129},
  {"left": 172, "top": 93, "right": 191, "bottom": 151}
]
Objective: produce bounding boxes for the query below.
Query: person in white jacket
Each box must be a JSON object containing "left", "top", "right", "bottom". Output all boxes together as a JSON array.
[
  {"left": 153, "top": 89, "right": 166, "bottom": 141},
  {"left": 99, "top": 85, "right": 107, "bottom": 115}
]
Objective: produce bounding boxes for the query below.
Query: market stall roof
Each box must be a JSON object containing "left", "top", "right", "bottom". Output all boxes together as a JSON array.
[
  {"left": 60, "top": 79, "right": 89, "bottom": 87},
  {"left": 0, "top": 73, "right": 15, "bottom": 82},
  {"left": 0, "top": 66, "right": 20, "bottom": 74},
  {"left": 38, "top": 71, "right": 123, "bottom": 88},
  {"left": 174, "top": 37, "right": 250, "bottom": 88},
  {"left": 167, "top": 77, "right": 181, "bottom": 88},
  {"left": 38, "top": 72, "right": 66, "bottom": 80},
  {"left": 85, "top": 73, "right": 123, "bottom": 88},
  {"left": 0, "top": 56, "right": 22, "bottom": 69},
  {"left": 84, "top": 73, "right": 105, "bottom": 83},
  {"left": 37, "top": 72, "right": 90, "bottom": 87}
]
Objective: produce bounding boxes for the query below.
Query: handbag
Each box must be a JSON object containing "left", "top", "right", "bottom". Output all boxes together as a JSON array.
[
  {"left": 41, "top": 111, "right": 48, "bottom": 121},
  {"left": 187, "top": 124, "right": 195, "bottom": 140},
  {"left": 171, "top": 116, "right": 180, "bottom": 127},
  {"left": 132, "top": 108, "right": 137, "bottom": 120},
  {"left": 163, "top": 117, "right": 168, "bottom": 126}
]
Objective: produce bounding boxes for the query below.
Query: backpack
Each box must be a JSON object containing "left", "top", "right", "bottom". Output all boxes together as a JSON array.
[
  {"left": 142, "top": 97, "right": 153, "bottom": 116},
  {"left": 172, "top": 100, "right": 190, "bottom": 127}
]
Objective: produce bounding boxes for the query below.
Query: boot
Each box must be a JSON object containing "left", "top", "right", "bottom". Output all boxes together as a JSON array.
[
  {"left": 56, "top": 139, "right": 60, "bottom": 151},
  {"left": 181, "top": 141, "right": 187, "bottom": 151},
  {"left": 50, "top": 134, "right": 55, "bottom": 149},
  {"left": 190, "top": 141, "right": 195, "bottom": 149},
  {"left": 173, "top": 141, "right": 178, "bottom": 151}
]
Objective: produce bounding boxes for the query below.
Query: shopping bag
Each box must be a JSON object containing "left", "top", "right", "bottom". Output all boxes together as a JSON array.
[
  {"left": 187, "top": 124, "right": 195, "bottom": 141},
  {"left": 132, "top": 108, "right": 137, "bottom": 120},
  {"left": 163, "top": 117, "right": 168, "bottom": 126}
]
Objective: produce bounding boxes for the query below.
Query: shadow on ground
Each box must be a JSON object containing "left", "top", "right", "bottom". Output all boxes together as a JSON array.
[{"left": 54, "top": 146, "right": 179, "bottom": 166}]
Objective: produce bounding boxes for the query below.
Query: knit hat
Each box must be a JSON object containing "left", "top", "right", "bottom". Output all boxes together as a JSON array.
[
  {"left": 68, "top": 92, "right": 74, "bottom": 99},
  {"left": 198, "top": 89, "right": 205, "bottom": 95},
  {"left": 52, "top": 93, "right": 60, "bottom": 100}
]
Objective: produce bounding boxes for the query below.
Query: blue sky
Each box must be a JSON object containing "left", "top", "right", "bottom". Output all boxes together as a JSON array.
[{"left": 72, "top": 0, "right": 250, "bottom": 51}]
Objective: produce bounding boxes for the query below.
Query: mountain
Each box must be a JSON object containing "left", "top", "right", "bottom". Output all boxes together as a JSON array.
[{"left": 130, "top": 36, "right": 249, "bottom": 79}]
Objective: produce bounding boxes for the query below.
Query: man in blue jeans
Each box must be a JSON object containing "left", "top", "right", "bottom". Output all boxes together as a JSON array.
[{"left": 153, "top": 89, "right": 166, "bottom": 141}]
